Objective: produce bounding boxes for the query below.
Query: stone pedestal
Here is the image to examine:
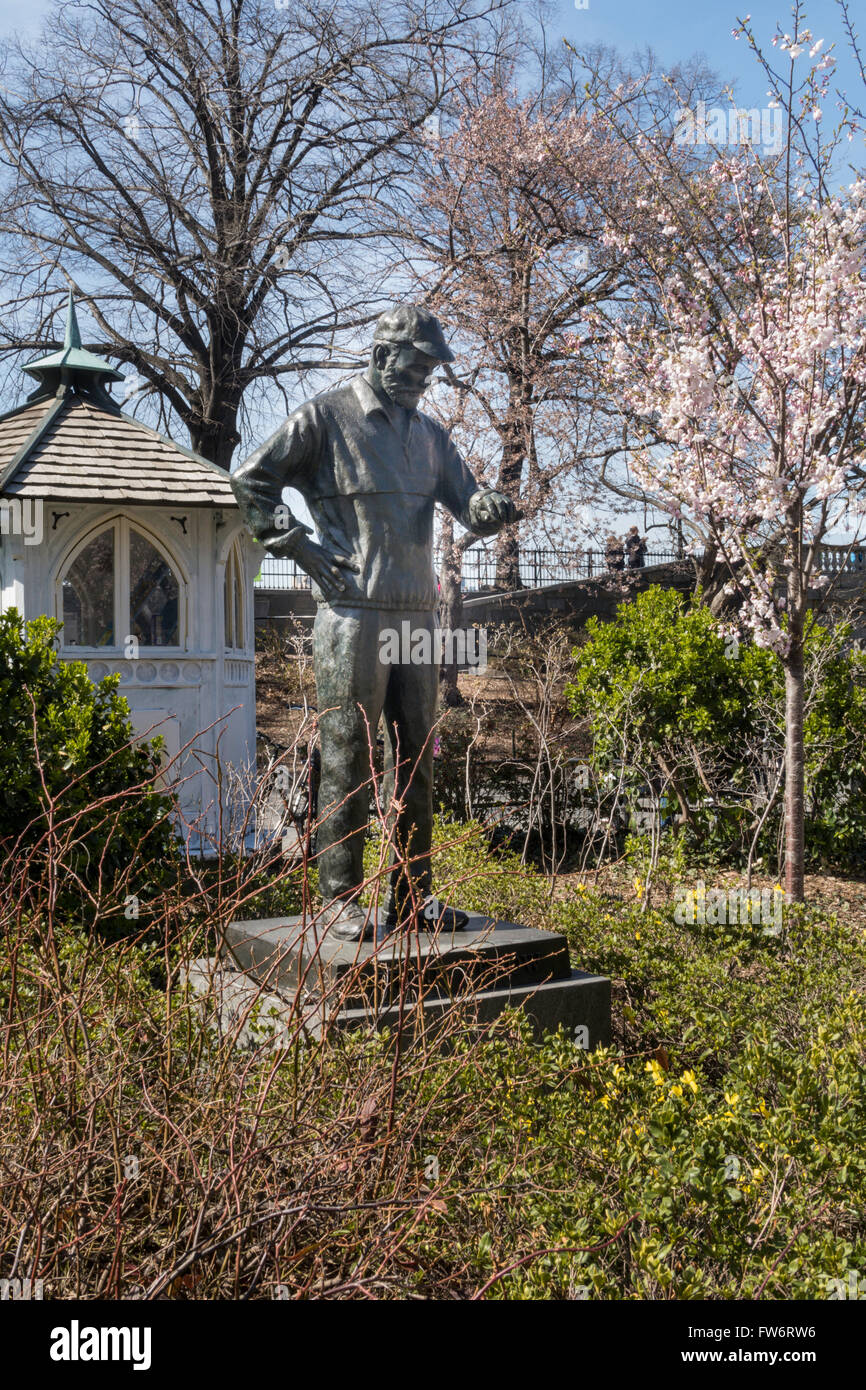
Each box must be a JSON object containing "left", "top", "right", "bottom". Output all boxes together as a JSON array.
[{"left": 188, "top": 910, "right": 610, "bottom": 1048}]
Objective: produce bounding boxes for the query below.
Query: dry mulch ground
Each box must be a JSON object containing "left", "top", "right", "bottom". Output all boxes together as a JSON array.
[{"left": 254, "top": 650, "right": 585, "bottom": 758}]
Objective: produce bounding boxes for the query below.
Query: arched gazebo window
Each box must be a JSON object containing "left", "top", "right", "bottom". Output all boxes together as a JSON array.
[
  {"left": 224, "top": 538, "right": 246, "bottom": 650},
  {"left": 59, "top": 517, "right": 183, "bottom": 650},
  {"left": 62, "top": 527, "right": 115, "bottom": 647}
]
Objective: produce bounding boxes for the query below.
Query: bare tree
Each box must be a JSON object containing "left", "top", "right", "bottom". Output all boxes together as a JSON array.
[{"left": 0, "top": 0, "right": 509, "bottom": 464}]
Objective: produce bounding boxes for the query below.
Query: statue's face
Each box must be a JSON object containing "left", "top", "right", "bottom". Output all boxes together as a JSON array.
[{"left": 378, "top": 343, "right": 439, "bottom": 409}]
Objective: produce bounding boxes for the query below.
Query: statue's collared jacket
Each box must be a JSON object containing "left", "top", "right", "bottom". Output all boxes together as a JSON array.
[{"left": 230, "top": 374, "right": 482, "bottom": 612}]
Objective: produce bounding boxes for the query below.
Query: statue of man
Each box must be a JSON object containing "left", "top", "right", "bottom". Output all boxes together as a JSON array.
[{"left": 231, "top": 305, "right": 517, "bottom": 940}]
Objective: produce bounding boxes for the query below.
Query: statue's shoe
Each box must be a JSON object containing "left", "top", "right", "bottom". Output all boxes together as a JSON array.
[
  {"left": 383, "top": 895, "right": 469, "bottom": 932},
  {"left": 322, "top": 900, "right": 376, "bottom": 942}
]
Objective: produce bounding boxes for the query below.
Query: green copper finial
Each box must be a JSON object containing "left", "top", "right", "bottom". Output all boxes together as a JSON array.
[
  {"left": 63, "top": 289, "right": 82, "bottom": 351},
  {"left": 22, "top": 290, "right": 125, "bottom": 395}
]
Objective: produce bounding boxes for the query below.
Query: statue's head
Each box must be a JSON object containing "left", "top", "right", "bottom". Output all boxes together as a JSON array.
[{"left": 369, "top": 304, "right": 454, "bottom": 409}]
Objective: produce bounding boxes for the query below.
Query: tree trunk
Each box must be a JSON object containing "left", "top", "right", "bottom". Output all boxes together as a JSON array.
[
  {"left": 783, "top": 648, "right": 805, "bottom": 902},
  {"left": 495, "top": 525, "right": 521, "bottom": 591},
  {"left": 494, "top": 443, "right": 524, "bottom": 591},
  {"left": 783, "top": 548, "right": 806, "bottom": 903},
  {"left": 695, "top": 539, "right": 722, "bottom": 604},
  {"left": 189, "top": 380, "right": 243, "bottom": 468},
  {"left": 438, "top": 516, "right": 465, "bottom": 707}
]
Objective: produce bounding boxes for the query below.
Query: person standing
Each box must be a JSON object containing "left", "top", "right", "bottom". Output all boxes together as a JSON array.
[
  {"left": 605, "top": 533, "right": 625, "bottom": 573},
  {"left": 626, "top": 526, "right": 647, "bottom": 569}
]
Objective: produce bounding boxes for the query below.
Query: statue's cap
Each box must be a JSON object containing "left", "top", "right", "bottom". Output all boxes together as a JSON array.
[{"left": 373, "top": 304, "right": 454, "bottom": 362}]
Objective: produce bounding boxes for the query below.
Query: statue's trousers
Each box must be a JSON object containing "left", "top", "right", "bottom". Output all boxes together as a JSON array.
[{"left": 312, "top": 604, "right": 438, "bottom": 914}]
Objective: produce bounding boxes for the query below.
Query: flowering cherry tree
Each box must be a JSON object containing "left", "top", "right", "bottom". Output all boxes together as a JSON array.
[
  {"left": 402, "top": 56, "right": 720, "bottom": 697},
  {"left": 417, "top": 78, "right": 632, "bottom": 585},
  {"left": 583, "top": 24, "right": 866, "bottom": 900},
  {"left": 394, "top": 71, "right": 636, "bottom": 698}
]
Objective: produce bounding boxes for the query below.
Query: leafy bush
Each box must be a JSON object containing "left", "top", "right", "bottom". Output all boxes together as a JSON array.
[
  {"left": 565, "top": 586, "right": 866, "bottom": 870},
  {"left": 3, "top": 812, "right": 864, "bottom": 1299},
  {"left": 0, "top": 609, "right": 174, "bottom": 923},
  {"left": 801, "top": 626, "right": 866, "bottom": 864}
]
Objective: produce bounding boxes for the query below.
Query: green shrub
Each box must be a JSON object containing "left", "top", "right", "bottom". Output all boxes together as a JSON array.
[
  {"left": 0, "top": 609, "right": 174, "bottom": 923},
  {"left": 3, "top": 803, "right": 865, "bottom": 1299},
  {"left": 565, "top": 586, "right": 866, "bottom": 870}
]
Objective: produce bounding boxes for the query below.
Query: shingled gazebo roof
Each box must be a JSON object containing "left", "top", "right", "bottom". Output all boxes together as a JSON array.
[{"left": 0, "top": 293, "right": 237, "bottom": 507}]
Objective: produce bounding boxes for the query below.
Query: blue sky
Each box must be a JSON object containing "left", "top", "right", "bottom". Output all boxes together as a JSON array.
[
  {"left": 0, "top": 0, "right": 49, "bottom": 39},
  {"left": 3, "top": 0, "right": 862, "bottom": 98},
  {"left": 558, "top": 0, "right": 862, "bottom": 106}
]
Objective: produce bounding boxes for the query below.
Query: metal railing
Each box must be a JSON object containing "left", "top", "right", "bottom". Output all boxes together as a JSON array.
[
  {"left": 451, "top": 547, "right": 687, "bottom": 590},
  {"left": 255, "top": 556, "right": 313, "bottom": 590},
  {"left": 253, "top": 542, "right": 866, "bottom": 592},
  {"left": 253, "top": 547, "right": 691, "bottom": 592}
]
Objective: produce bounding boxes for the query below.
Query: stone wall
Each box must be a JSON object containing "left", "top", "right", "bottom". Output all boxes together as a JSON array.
[{"left": 460, "top": 560, "right": 697, "bottom": 630}]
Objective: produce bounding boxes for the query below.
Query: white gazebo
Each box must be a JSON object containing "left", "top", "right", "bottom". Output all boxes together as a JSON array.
[{"left": 0, "top": 293, "right": 261, "bottom": 849}]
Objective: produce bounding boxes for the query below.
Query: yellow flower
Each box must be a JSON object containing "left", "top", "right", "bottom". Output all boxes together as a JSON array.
[
  {"left": 682, "top": 1070, "right": 699, "bottom": 1094},
  {"left": 634, "top": 878, "right": 644, "bottom": 897},
  {"left": 670, "top": 1084, "right": 683, "bottom": 1097},
  {"left": 724, "top": 1091, "right": 741, "bottom": 1108},
  {"left": 598, "top": 1094, "right": 611, "bottom": 1109},
  {"left": 645, "top": 1060, "right": 666, "bottom": 1086}
]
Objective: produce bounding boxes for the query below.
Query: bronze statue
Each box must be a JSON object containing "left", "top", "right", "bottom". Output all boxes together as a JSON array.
[{"left": 231, "top": 305, "right": 517, "bottom": 940}]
